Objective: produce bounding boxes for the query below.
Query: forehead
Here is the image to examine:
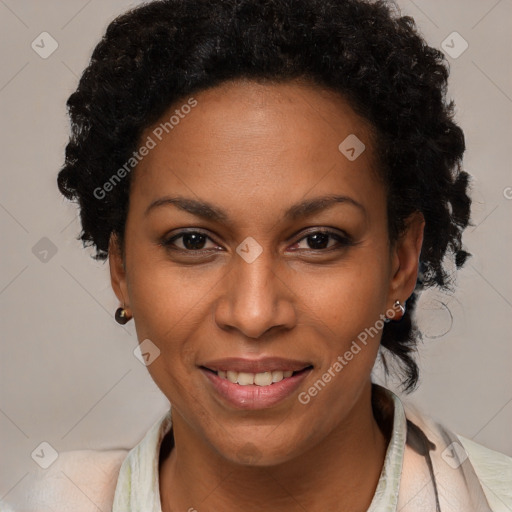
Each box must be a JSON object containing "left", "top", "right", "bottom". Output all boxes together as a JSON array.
[
  {"left": 130, "top": 79, "right": 383, "bottom": 220},
  {"left": 141, "top": 78, "right": 377, "bottom": 154}
]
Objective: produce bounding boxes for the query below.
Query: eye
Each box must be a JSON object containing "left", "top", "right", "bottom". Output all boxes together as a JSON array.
[
  {"left": 161, "top": 228, "right": 354, "bottom": 255},
  {"left": 162, "top": 230, "right": 220, "bottom": 252},
  {"left": 289, "top": 229, "right": 353, "bottom": 252}
]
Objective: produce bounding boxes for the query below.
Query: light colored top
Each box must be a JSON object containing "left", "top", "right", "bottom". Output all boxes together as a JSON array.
[
  {"left": 111, "top": 396, "right": 405, "bottom": 511},
  {"left": 2, "top": 385, "right": 511, "bottom": 511}
]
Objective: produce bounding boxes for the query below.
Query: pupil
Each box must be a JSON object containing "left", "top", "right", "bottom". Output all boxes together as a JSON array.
[
  {"left": 183, "top": 233, "right": 206, "bottom": 250},
  {"left": 180, "top": 233, "right": 331, "bottom": 251},
  {"left": 308, "top": 233, "right": 329, "bottom": 249}
]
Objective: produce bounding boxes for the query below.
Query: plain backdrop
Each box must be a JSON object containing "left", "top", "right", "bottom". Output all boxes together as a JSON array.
[{"left": 1, "top": 0, "right": 511, "bottom": 502}]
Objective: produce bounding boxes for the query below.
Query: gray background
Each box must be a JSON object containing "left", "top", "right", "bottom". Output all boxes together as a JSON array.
[{"left": 1, "top": 0, "right": 511, "bottom": 502}]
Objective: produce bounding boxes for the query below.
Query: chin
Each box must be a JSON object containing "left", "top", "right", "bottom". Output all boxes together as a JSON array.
[{"left": 211, "top": 429, "right": 309, "bottom": 467}]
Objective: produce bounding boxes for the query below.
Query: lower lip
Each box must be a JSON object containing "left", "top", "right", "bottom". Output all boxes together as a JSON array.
[{"left": 201, "top": 367, "right": 312, "bottom": 410}]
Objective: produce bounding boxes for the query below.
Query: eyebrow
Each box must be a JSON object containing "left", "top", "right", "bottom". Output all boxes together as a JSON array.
[{"left": 144, "top": 194, "right": 366, "bottom": 222}]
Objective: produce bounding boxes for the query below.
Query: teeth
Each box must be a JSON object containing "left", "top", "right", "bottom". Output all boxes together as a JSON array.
[
  {"left": 254, "top": 371, "right": 273, "bottom": 386},
  {"left": 237, "top": 372, "right": 254, "bottom": 386},
  {"left": 272, "top": 370, "right": 283, "bottom": 382},
  {"left": 216, "top": 369, "right": 298, "bottom": 386},
  {"left": 226, "top": 371, "right": 238, "bottom": 384}
]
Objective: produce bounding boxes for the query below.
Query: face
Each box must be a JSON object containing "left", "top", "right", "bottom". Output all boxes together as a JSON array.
[{"left": 110, "top": 78, "right": 423, "bottom": 466}]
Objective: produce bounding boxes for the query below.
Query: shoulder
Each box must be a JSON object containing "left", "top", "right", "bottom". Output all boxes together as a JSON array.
[
  {"left": 400, "top": 396, "right": 512, "bottom": 511},
  {"left": 0, "top": 449, "right": 129, "bottom": 512},
  {"left": 457, "top": 435, "right": 512, "bottom": 512}
]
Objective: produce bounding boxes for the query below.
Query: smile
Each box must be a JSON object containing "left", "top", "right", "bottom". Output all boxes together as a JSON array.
[
  {"left": 200, "top": 364, "right": 313, "bottom": 409},
  {"left": 208, "top": 368, "right": 307, "bottom": 386}
]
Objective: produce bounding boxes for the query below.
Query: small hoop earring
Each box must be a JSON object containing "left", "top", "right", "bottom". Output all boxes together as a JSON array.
[
  {"left": 115, "top": 306, "right": 131, "bottom": 325},
  {"left": 385, "top": 300, "right": 406, "bottom": 323},
  {"left": 394, "top": 300, "right": 406, "bottom": 318}
]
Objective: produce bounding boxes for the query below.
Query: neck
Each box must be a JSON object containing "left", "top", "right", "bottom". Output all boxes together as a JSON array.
[{"left": 160, "top": 383, "right": 391, "bottom": 511}]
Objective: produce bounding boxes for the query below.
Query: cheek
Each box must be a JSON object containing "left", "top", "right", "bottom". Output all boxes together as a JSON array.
[
  {"left": 127, "top": 255, "right": 219, "bottom": 337},
  {"left": 292, "top": 253, "right": 390, "bottom": 398},
  {"left": 125, "top": 262, "right": 208, "bottom": 406},
  {"left": 294, "top": 274, "right": 385, "bottom": 436},
  {"left": 296, "top": 255, "right": 390, "bottom": 338},
  {"left": 124, "top": 271, "right": 209, "bottom": 403}
]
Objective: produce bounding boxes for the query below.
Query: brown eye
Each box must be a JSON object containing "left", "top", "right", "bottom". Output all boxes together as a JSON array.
[
  {"left": 163, "top": 231, "right": 219, "bottom": 252},
  {"left": 290, "top": 229, "right": 354, "bottom": 252}
]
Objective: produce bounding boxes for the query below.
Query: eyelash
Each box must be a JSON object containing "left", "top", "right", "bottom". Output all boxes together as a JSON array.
[{"left": 161, "top": 228, "right": 355, "bottom": 255}]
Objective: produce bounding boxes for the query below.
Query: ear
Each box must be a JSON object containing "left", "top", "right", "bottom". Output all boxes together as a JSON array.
[
  {"left": 387, "top": 211, "right": 425, "bottom": 307},
  {"left": 108, "top": 233, "right": 130, "bottom": 310}
]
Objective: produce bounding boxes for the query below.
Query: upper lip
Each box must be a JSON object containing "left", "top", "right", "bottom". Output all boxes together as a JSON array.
[{"left": 200, "top": 357, "right": 313, "bottom": 373}]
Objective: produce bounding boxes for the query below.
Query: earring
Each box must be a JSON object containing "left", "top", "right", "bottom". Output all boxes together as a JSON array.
[
  {"left": 115, "top": 306, "right": 131, "bottom": 325},
  {"left": 385, "top": 300, "right": 406, "bottom": 323},
  {"left": 393, "top": 300, "right": 406, "bottom": 319}
]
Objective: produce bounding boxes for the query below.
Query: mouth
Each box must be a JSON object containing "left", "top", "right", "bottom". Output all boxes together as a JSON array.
[
  {"left": 200, "top": 366, "right": 313, "bottom": 386},
  {"left": 199, "top": 358, "right": 314, "bottom": 410}
]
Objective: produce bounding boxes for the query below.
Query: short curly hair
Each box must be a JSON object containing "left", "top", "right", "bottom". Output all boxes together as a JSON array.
[{"left": 57, "top": 0, "right": 471, "bottom": 393}]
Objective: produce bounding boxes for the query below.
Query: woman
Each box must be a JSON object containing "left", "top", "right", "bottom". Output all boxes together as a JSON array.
[{"left": 7, "top": 0, "right": 511, "bottom": 510}]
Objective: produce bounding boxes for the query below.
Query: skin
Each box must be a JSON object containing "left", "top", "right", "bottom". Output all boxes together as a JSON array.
[{"left": 109, "top": 78, "right": 424, "bottom": 511}]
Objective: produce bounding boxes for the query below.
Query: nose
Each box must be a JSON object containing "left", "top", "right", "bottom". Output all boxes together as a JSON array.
[{"left": 213, "top": 250, "right": 297, "bottom": 339}]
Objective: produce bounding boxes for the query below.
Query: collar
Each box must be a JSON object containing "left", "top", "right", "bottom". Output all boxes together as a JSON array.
[{"left": 112, "top": 384, "right": 407, "bottom": 512}]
